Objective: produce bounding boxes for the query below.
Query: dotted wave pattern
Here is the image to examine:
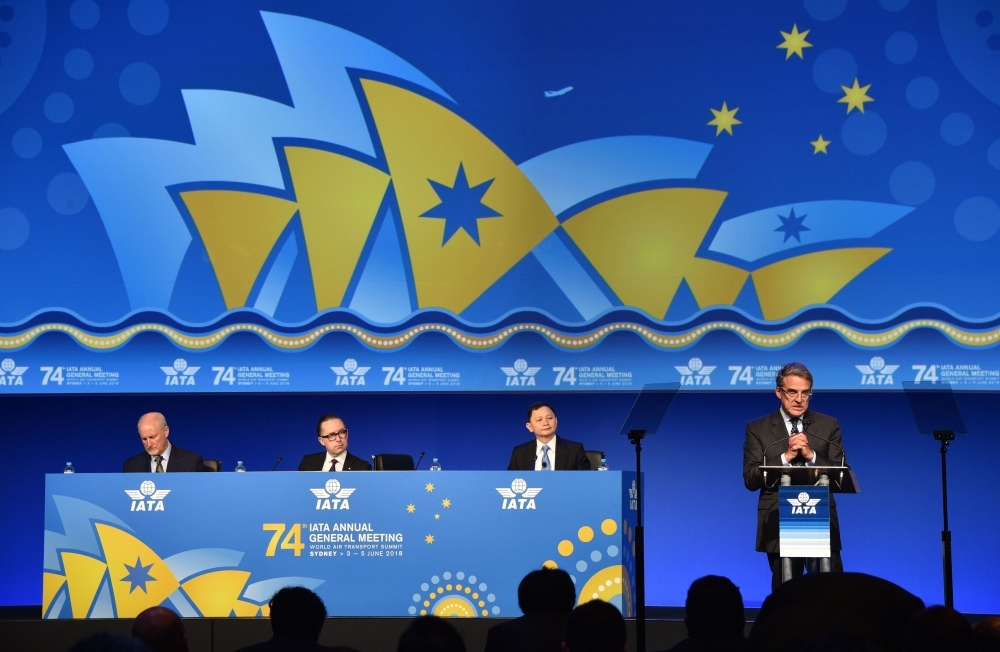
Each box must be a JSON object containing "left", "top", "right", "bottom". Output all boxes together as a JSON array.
[{"left": 2, "top": 319, "right": 999, "bottom": 352}]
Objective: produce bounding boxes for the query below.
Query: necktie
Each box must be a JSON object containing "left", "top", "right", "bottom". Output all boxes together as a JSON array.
[
  {"left": 540, "top": 445, "right": 551, "bottom": 471},
  {"left": 328, "top": 459, "right": 338, "bottom": 472},
  {"left": 154, "top": 455, "right": 164, "bottom": 473},
  {"left": 790, "top": 418, "right": 800, "bottom": 434}
]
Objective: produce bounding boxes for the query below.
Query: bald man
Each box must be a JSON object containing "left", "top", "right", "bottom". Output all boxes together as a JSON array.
[
  {"left": 123, "top": 412, "right": 207, "bottom": 472},
  {"left": 133, "top": 606, "right": 188, "bottom": 652}
]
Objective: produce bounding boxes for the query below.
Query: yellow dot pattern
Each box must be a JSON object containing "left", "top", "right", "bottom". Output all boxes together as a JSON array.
[
  {"left": 558, "top": 540, "right": 574, "bottom": 556},
  {"left": 542, "top": 560, "right": 558, "bottom": 569},
  {"left": 578, "top": 526, "right": 594, "bottom": 543},
  {"left": 4, "top": 319, "right": 991, "bottom": 352},
  {"left": 601, "top": 519, "right": 618, "bottom": 535}
]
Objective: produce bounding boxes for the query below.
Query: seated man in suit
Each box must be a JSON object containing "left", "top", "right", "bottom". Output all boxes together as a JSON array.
[
  {"left": 508, "top": 402, "right": 590, "bottom": 471},
  {"left": 123, "top": 412, "right": 206, "bottom": 472},
  {"left": 299, "top": 414, "right": 372, "bottom": 471}
]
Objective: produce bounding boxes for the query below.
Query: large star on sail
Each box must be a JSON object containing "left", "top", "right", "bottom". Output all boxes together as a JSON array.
[
  {"left": 777, "top": 24, "right": 812, "bottom": 59},
  {"left": 775, "top": 208, "right": 810, "bottom": 243},
  {"left": 420, "top": 163, "right": 503, "bottom": 246},
  {"left": 120, "top": 556, "right": 156, "bottom": 594}
]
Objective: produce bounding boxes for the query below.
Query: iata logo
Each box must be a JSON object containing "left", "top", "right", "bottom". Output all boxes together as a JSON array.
[
  {"left": 856, "top": 356, "right": 899, "bottom": 385},
  {"left": 0, "top": 358, "right": 28, "bottom": 386},
  {"left": 496, "top": 478, "right": 542, "bottom": 509},
  {"left": 787, "top": 491, "right": 821, "bottom": 515},
  {"left": 331, "top": 358, "right": 370, "bottom": 386},
  {"left": 628, "top": 479, "right": 637, "bottom": 510},
  {"left": 161, "top": 358, "right": 199, "bottom": 385},
  {"left": 501, "top": 359, "right": 541, "bottom": 386},
  {"left": 310, "top": 478, "right": 356, "bottom": 510},
  {"left": 125, "top": 480, "right": 171, "bottom": 512},
  {"left": 675, "top": 358, "right": 715, "bottom": 386}
]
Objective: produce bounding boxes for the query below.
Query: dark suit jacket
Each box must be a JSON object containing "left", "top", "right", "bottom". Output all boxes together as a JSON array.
[
  {"left": 508, "top": 437, "right": 591, "bottom": 470},
  {"left": 298, "top": 451, "right": 372, "bottom": 471},
  {"left": 484, "top": 611, "right": 570, "bottom": 652},
  {"left": 123, "top": 445, "right": 207, "bottom": 472},
  {"left": 742, "top": 409, "right": 845, "bottom": 552}
]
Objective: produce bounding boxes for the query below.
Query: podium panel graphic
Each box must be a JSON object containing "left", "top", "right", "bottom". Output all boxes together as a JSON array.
[{"left": 43, "top": 472, "right": 638, "bottom": 619}]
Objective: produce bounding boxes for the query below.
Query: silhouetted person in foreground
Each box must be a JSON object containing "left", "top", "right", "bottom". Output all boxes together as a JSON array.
[
  {"left": 974, "top": 616, "right": 1000, "bottom": 652},
  {"left": 397, "top": 615, "right": 466, "bottom": 652},
  {"left": 485, "top": 567, "right": 576, "bottom": 652},
  {"left": 69, "top": 633, "right": 148, "bottom": 652},
  {"left": 904, "top": 605, "right": 974, "bottom": 652},
  {"left": 745, "top": 572, "right": 924, "bottom": 652},
  {"left": 664, "top": 576, "right": 746, "bottom": 652},
  {"left": 235, "top": 586, "right": 356, "bottom": 652},
  {"left": 564, "top": 600, "right": 627, "bottom": 652},
  {"left": 133, "top": 606, "right": 188, "bottom": 652}
]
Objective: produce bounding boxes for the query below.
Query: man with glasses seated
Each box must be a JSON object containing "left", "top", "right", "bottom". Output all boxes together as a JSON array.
[
  {"left": 742, "top": 362, "right": 846, "bottom": 592},
  {"left": 298, "top": 414, "right": 372, "bottom": 471}
]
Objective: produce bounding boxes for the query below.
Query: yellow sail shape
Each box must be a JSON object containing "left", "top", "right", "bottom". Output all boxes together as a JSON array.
[
  {"left": 96, "top": 523, "right": 179, "bottom": 618},
  {"left": 61, "top": 552, "right": 108, "bottom": 618}
]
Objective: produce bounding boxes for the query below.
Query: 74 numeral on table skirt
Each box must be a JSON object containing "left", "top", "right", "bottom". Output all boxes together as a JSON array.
[{"left": 263, "top": 523, "right": 305, "bottom": 556}]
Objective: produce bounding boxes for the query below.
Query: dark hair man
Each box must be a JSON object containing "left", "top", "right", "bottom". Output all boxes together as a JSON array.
[
  {"left": 508, "top": 403, "right": 590, "bottom": 470},
  {"left": 665, "top": 576, "right": 745, "bottom": 652},
  {"left": 397, "top": 615, "right": 466, "bottom": 652},
  {"left": 132, "top": 606, "right": 188, "bottom": 652},
  {"left": 235, "top": 586, "right": 342, "bottom": 652},
  {"left": 904, "top": 605, "right": 974, "bottom": 652},
  {"left": 564, "top": 600, "right": 627, "bottom": 652},
  {"left": 298, "top": 414, "right": 372, "bottom": 471},
  {"left": 123, "top": 412, "right": 206, "bottom": 472},
  {"left": 484, "top": 568, "right": 576, "bottom": 652},
  {"left": 742, "top": 362, "right": 847, "bottom": 592}
]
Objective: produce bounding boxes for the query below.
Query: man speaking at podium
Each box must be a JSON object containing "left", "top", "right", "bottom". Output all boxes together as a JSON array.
[
  {"left": 298, "top": 414, "right": 372, "bottom": 471},
  {"left": 124, "top": 412, "right": 207, "bottom": 472},
  {"left": 508, "top": 402, "right": 591, "bottom": 470},
  {"left": 743, "top": 362, "right": 845, "bottom": 591}
]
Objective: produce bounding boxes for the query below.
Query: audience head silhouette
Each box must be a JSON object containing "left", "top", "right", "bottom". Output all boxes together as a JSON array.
[
  {"left": 269, "top": 586, "right": 328, "bottom": 643},
  {"left": 904, "top": 605, "right": 974, "bottom": 652},
  {"left": 132, "top": 606, "right": 188, "bottom": 652},
  {"left": 396, "top": 615, "right": 466, "bottom": 652},
  {"left": 564, "top": 600, "right": 627, "bottom": 652},
  {"left": 518, "top": 567, "right": 576, "bottom": 615},
  {"left": 974, "top": 616, "right": 1000, "bottom": 652},
  {"left": 684, "top": 575, "right": 745, "bottom": 638}
]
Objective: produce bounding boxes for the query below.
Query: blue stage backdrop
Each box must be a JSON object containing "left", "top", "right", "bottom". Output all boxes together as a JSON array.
[
  {"left": 1, "top": 1, "right": 1000, "bottom": 391},
  {"left": 1, "top": 390, "right": 999, "bottom": 614}
]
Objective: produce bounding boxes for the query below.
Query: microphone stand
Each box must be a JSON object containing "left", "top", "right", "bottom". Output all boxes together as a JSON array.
[{"left": 627, "top": 428, "right": 647, "bottom": 652}]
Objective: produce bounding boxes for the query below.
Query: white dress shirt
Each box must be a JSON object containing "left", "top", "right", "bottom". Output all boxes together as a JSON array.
[
  {"left": 323, "top": 450, "right": 348, "bottom": 471},
  {"left": 150, "top": 441, "right": 173, "bottom": 472},
  {"left": 534, "top": 436, "right": 557, "bottom": 471},
  {"left": 779, "top": 408, "right": 814, "bottom": 466}
]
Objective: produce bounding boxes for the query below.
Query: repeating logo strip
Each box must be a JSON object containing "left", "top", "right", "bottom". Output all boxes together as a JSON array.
[{"left": 2, "top": 319, "right": 1000, "bottom": 353}]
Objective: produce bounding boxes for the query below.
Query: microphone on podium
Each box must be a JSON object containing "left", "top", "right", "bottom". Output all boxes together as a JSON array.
[
  {"left": 271, "top": 456, "right": 283, "bottom": 471},
  {"left": 414, "top": 451, "right": 426, "bottom": 470}
]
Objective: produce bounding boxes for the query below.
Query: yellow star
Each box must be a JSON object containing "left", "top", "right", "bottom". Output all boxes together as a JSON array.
[
  {"left": 406, "top": 504, "right": 416, "bottom": 513},
  {"left": 424, "top": 483, "right": 434, "bottom": 492},
  {"left": 434, "top": 514, "right": 440, "bottom": 519},
  {"left": 708, "top": 102, "right": 741, "bottom": 136},
  {"left": 425, "top": 534, "right": 435, "bottom": 544},
  {"left": 810, "top": 135, "right": 830, "bottom": 154},
  {"left": 441, "top": 498, "right": 451, "bottom": 508},
  {"left": 838, "top": 79, "right": 874, "bottom": 114},
  {"left": 777, "top": 24, "right": 812, "bottom": 60}
]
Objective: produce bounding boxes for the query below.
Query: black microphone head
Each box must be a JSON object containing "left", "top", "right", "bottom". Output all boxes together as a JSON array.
[{"left": 542, "top": 461, "right": 548, "bottom": 468}]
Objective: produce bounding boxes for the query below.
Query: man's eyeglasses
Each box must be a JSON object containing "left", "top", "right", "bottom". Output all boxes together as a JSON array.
[
  {"left": 319, "top": 429, "right": 348, "bottom": 440},
  {"left": 778, "top": 387, "right": 812, "bottom": 400}
]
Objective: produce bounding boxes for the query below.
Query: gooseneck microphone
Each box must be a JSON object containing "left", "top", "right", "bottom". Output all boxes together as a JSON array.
[
  {"left": 271, "top": 456, "right": 283, "bottom": 471},
  {"left": 800, "top": 421, "right": 848, "bottom": 467},
  {"left": 414, "top": 451, "right": 426, "bottom": 470}
]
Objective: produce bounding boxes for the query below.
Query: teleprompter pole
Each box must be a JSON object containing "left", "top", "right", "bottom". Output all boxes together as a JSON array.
[
  {"left": 935, "top": 429, "right": 955, "bottom": 609},
  {"left": 628, "top": 428, "right": 647, "bottom": 652}
]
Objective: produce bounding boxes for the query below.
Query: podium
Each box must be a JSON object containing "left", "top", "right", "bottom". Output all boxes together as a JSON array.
[{"left": 759, "top": 465, "right": 859, "bottom": 583}]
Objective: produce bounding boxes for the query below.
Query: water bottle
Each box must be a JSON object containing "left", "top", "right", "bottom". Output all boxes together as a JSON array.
[
  {"left": 235, "top": 461, "right": 246, "bottom": 472},
  {"left": 598, "top": 456, "right": 608, "bottom": 471},
  {"left": 429, "top": 458, "right": 442, "bottom": 471},
  {"left": 63, "top": 462, "right": 75, "bottom": 474}
]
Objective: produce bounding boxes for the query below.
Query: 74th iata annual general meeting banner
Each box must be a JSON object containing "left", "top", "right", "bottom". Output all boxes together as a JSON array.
[
  {"left": 2, "top": 2, "right": 1000, "bottom": 393},
  {"left": 43, "top": 472, "right": 637, "bottom": 619}
]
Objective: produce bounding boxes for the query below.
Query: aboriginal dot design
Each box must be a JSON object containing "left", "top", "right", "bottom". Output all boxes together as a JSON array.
[
  {"left": 408, "top": 571, "right": 497, "bottom": 617},
  {"left": 550, "top": 517, "right": 632, "bottom": 615}
]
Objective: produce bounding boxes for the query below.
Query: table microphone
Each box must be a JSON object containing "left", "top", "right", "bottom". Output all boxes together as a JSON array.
[
  {"left": 271, "top": 456, "right": 283, "bottom": 471},
  {"left": 800, "top": 422, "right": 847, "bottom": 466},
  {"left": 414, "top": 452, "right": 426, "bottom": 470}
]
